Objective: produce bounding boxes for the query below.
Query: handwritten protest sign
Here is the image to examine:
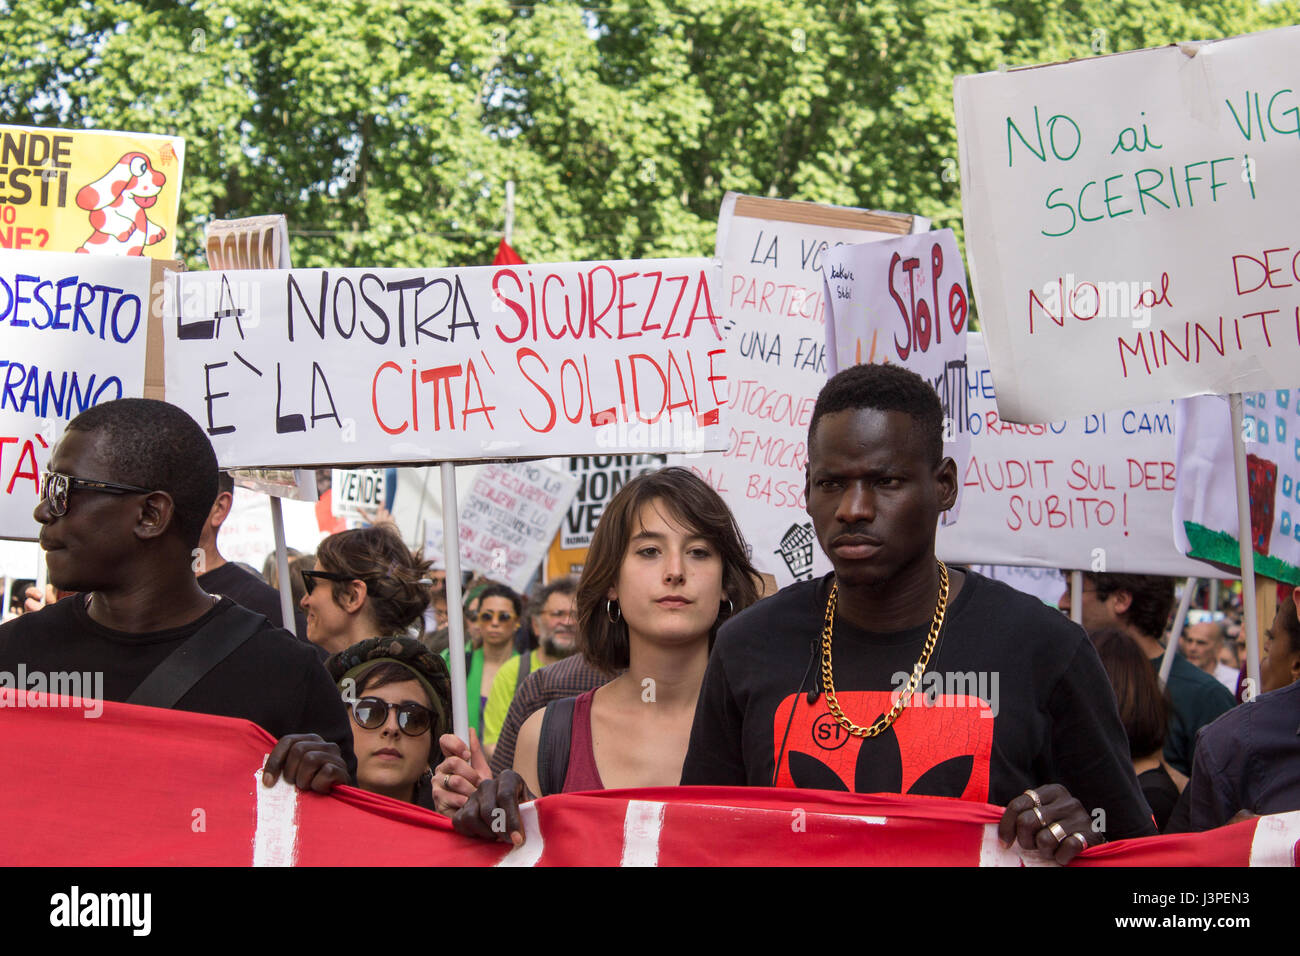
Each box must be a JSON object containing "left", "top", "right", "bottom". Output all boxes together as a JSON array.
[
  {"left": 955, "top": 26, "right": 1300, "bottom": 422},
  {"left": 676, "top": 194, "right": 922, "bottom": 587},
  {"left": 330, "top": 468, "right": 386, "bottom": 518},
  {"left": 0, "top": 250, "right": 156, "bottom": 539},
  {"left": 1173, "top": 392, "right": 1300, "bottom": 586},
  {"left": 455, "top": 461, "right": 579, "bottom": 593},
  {"left": 936, "top": 334, "right": 1216, "bottom": 576},
  {"left": 0, "top": 125, "right": 184, "bottom": 259},
  {"left": 823, "top": 229, "right": 971, "bottom": 523},
  {"left": 164, "top": 260, "right": 727, "bottom": 467}
]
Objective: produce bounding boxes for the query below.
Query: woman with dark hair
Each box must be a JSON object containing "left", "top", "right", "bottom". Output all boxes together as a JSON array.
[
  {"left": 328, "top": 636, "right": 451, "bottom": 809},
  {"left": 300, "top": 524, "right": 432, "bottom": 656},
  {"left": 440, "top": 467, "right": 761, "bottom": 827},
  {"left": 1091, "top": 628, "right": 1180, "bottom": 830}
]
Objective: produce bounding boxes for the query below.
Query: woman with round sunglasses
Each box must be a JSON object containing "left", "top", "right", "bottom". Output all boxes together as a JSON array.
[
  {"left": 440, "top": 582, "right": 523, "bottom": 754},
  {"left": 300, "top": 524, "right": 432, "bottom": 656},
  {"left": 327, "top": 636, "right": 451, "bottom": 808},
  {"left": 440, "top": 468, "right": 761, "bottom": 831}
]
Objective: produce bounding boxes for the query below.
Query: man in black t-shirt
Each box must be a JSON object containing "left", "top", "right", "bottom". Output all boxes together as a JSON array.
[
  {"left": 681, "top": 364, "right": 1156, "bottom": 860},
  {"left": 0, "top": 399, "right": 353, "bottom": 790},
  {"left": 194, "top": 470, "right": 313, "bottom": 642}
]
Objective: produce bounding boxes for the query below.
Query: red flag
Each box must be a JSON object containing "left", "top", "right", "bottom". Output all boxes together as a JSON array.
[
  {"left": 2, "top": 695, "right": 1296, "bottom": 866},
  {"left": 492, "top": 238, "right": 524, "bottom": 265}
]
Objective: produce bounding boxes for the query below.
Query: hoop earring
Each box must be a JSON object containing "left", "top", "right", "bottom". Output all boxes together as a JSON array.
[
  {"left": 606, "top": 599, "right": 621, "bottom": 623},
  {"left": 719, "top": 597, "right": 734, "bottom": 617}
]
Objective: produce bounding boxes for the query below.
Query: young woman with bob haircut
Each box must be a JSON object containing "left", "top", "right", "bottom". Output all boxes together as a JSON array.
[
  {"left": 438, "top": 466, "right": 761, "bottom": 831},
  {"left": 300, "top": 524, "right": 433, "bottom": 656}
]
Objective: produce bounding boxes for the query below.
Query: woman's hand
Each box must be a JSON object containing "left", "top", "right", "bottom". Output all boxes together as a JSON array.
[{"left": 432, "top": 728, "right": 491, "bottom": 816}]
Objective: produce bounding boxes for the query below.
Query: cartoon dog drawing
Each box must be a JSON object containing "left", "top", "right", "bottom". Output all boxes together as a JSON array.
[{"left": 75, "top": 152, "right": 168, "bottom": 255}]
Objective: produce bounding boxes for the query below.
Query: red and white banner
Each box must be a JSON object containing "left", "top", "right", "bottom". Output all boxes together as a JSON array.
[{"left": 1, "top": 695, "right": 1295, "bottom": 866}]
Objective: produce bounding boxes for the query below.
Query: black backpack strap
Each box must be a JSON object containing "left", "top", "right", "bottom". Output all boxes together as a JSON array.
[
  {"left": 127, "top": 604, "right": 266, "bottom": 709},
  {"left": 515, "top": 650, "right": 533, "bottom": 696},
  {"left": 536, "top": 696, "right": 577, "bottom": 797}
]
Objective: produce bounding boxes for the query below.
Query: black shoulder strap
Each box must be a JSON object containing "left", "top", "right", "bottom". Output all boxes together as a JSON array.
[
  {"left": 126, "top": 604, "right": 267, "bottom": 709},
  {"left": 536, "top": 696, "right": 576, "bottom": 797},
  {"left": 515, "top": 649, "right": 533, "bottom": 695}
]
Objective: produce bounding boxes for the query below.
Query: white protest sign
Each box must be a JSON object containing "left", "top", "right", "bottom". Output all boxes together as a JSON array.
[
  {"left": 675, "top": 194, "right": 923, "bottom": 587},
  {"left": 218, "top": 485, "right": 326, "bottom": 572},
  {"left": 970, "top": 565, "right": 1067, "bottom": 606},
  {"left": 164, "top": 260, "right": 727, "bottom": 467},
  {"left": 936, "top": 333, "right": 1218, "bottom": 576},
  {"left": 330, "top": 468, "right": 386, "bottom": 518},
  {"left": 0, "top": 250, "right": 153, "bottom": 539},
  {"left": 456, "top": 461, "right": 579, "bottom": 593},
  {"left": 955, "top": 26, "right": 1300, "bottom": 423},
  {"left": 823, "top": 228, "right": 971, "bottom": 523},
  {"left": 1174, "top": 391, "right": 1300, "bottom": 585}
]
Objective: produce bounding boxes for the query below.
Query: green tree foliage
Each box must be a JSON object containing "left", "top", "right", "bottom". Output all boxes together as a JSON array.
[{"left": 2, "top": 0, "right": 1295, "bottom": 268}]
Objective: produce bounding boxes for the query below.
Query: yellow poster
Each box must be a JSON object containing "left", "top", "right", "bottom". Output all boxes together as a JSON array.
[{"left": 0, "top": 125, "right": 185, "bottom": 258}]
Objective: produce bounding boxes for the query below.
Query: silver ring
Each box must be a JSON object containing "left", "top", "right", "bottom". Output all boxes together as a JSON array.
[
  {"left": 1048, "top": 822, "right": 1068, "bottom": 842},
  {"left": 1069, "top": 832, "right": 1089, "bottom": 851},
  {"left": 1031, "top": 805, "right": 1046, "bottom": 827},
  {"left": 444, "top": 774, "right": 453, "bottom": 789},
  {"left": 1024, "top": 788, "right": 1042, "bottom": 807}
]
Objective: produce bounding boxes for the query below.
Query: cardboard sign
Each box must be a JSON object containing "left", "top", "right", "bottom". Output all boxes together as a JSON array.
[
  {"left": 0, "top": 250, "right": 158, "bottom": 539},
  {"left": 1173, "top": 392, "right": 1300, "bottom": 585},
  {"left": 955, "top": 27, "right": 1300, "bottom": 422},
  {"left": 205, "top": 216, "right": 291, "bottom": 270},
  {"left": 676, "top": 194, "right": 922, "bottom": 587},
  {"left": 455, "top": 461, "right": 579, "bottom": 593},
  {"left": 0, "top": 125, "right": 185, "bottom": 259},
  {"left": 231, "top": 468, "right": 318, "bottom": 502},
  {"left": 330, "top": 468, "right": 386, "bottom": 517},
  {"left": 936, "top": 334, "right": 1216, "bottom": 576},
  {"left": 823, "top": 229, "right": 971, "bottom": 523},
  {"left": 164, "top": 260, "right": 727, "bottom": 467}
]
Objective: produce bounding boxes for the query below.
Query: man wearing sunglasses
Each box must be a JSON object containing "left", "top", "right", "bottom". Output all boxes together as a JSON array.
[{"left": 0, "top": 399, "right": 355, "bottom": 793}]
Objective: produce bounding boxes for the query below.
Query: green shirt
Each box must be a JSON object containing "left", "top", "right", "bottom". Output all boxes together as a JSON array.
[{"left": 483, "top": 650, "right": 542, "bottom": 746}]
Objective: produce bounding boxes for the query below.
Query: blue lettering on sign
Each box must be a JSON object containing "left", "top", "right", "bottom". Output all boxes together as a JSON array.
[
  {"left": 0, "top": 272, "right": 141, "bottom": 342},
  {"left": 1260, "top": 421, "right": 1270, "bottom": 443}
]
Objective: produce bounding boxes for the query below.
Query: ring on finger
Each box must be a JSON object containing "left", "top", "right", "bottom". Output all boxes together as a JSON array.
[
  {"left": 1024, "top": 788, "right": 1042, "bottom": 807},
  {"left": 444, "top": 773, "right": 453, "bottom": 789},
  {"left": 1069, "top": 832, "right": 1089, "bottom": 851},
  {"left": 1031, "top": 805, "right": 1046, "bottom": 827},
  {"left": 1048, "top": 822, "right": 1068, "bottom": 842}
]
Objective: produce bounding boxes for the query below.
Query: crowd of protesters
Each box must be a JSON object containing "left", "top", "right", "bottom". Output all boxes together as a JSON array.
[{"left": 2, "top": 366, "right": 1298, "bottom": 862}]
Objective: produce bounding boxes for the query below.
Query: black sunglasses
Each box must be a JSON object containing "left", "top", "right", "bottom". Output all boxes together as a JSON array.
[
  {"left": 301, "top": 569, "right": 368, "bottom": 595},
  {"left": 349, "top": 696, "right": 433, "bottom": 736},
  {"left": 40, "top": 471, "right": 153, "bottom": 518}
]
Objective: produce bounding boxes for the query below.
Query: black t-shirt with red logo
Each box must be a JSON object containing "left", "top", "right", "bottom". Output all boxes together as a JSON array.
[{"left": 682, "top": 569, "right": 1157, "bottom": 841}]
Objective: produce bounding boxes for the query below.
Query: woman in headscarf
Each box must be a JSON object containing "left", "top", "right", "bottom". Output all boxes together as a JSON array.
[{"left": 327, "top": 636, "right": 451, "bottom": 809}]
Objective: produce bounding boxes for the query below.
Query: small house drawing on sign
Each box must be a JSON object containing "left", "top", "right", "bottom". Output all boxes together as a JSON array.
[{"left": 776, "top": 523, "right": 816, "bottom": 580}]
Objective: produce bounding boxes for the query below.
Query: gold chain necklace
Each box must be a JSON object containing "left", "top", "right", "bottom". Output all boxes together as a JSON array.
[{"left": 820, "top": 561, "right": 949, "bottom": 738}]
